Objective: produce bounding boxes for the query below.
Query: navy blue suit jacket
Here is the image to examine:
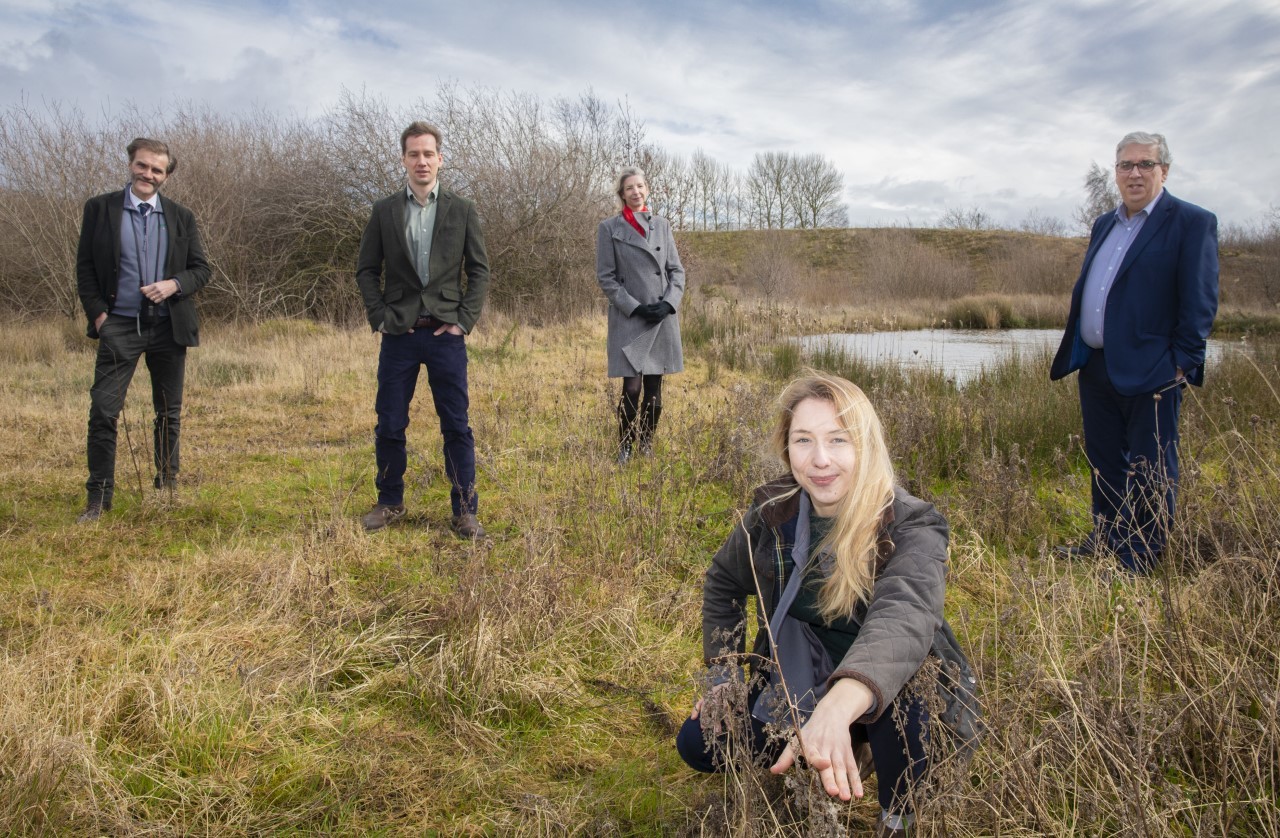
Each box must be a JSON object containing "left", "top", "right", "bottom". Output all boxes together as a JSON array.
[{"left": 1050, "top": 191, "right": 1219, "bottom": 396}]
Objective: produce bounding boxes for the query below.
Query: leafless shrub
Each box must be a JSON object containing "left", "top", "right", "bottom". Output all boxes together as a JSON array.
[
  {"left": 0, "top": 100, "right": 120, "bottom": 318},
  {"left": 1018, "top": 209, "right": 1068, "bottom": 237},
  {"left": 861, "top": 229, "right": 976, "bottom": 300},
  {"left": 987, "top": 236, "right": 1078, "bottom": 296},
  {"left": 743, "top": 231, "right": 803, "bottom": 303},
  {"left": 939, "top": 206, "right": 992, "bottom": 231},
  {"left": 1219, "top": 208, "right": 1280, "bottom": 309},
  {"left": 434, "top": 84, "right": 649, "bottom": 321}
]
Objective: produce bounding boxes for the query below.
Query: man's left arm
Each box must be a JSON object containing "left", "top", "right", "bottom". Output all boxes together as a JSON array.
[
  {"left": 454, "top": 200, "right": 490, "bottom": 334},
  {"left": 1171, "top": 208, "right": 1220, "bottom": 381},
  {"left": 170, "top": 208, "right": 211, "bottom": 299},
  {"left": 150, "top": 206, "right": 211, "bottom": 305}
]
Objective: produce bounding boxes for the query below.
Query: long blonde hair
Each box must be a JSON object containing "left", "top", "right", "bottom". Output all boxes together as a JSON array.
[{"left": 770, "top": 371, "right": 895, "bottom": 622}]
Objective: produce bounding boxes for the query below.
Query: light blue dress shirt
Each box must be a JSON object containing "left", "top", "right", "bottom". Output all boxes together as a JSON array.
[{"left": 1079, "top": 191, "right": 1163, "bottom": 349}]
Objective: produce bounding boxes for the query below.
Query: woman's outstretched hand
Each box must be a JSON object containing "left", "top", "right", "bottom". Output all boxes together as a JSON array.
[{"left": 770, "top": 677, "right": 875, "bottom": 801}]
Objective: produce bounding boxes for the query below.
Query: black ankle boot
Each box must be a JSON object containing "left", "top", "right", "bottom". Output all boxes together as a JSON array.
[
  {"left": 617, "top": 393, "right": 639, "bottom": 464},
  {"left": 638, "top": 401, "right": 662, "bottom": 456}
]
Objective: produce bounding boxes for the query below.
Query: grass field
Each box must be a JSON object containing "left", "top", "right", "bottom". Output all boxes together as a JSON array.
[{"left": 1, "top": 305, "right": 1278, "bottom": 836}]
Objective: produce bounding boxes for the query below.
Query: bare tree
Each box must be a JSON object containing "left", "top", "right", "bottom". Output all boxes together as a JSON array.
[
  {"left": 0, "top": 87, "right": 865, "bottom": 323},
  {"left": 940, "top": 206, "right": 992, "bottom": 230},
  {"left": 646, "top": 149, "right": 694, "bottom": 230},
  {"left": 1074, "top": 161, "right": 1119, "bottom": 234},
  {"left": 791, "top": 153, "right": 847, "bottom": 229},
  {"left": 433, "top": 83, "right": 651, "bottom": 317},
  {"left": 1018, "top": 209, "right": 1068, "bottom": 237},
  {"left": 689, "top": 149, "right": 717, "bottom": 231},
  {"left": 0, "top": 100, "right": 119, "bottom": 317},
  {"left": 746, "top": 151, "right": 793, "bottom": 229}
]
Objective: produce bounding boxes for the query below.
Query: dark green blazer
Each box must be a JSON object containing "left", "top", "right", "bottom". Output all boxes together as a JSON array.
[
  {"left": 355, "top": 187, "right": 490, "bottom": 335},
  {"left": 75, "top": 189, "right": 211, "bottom": 346}
]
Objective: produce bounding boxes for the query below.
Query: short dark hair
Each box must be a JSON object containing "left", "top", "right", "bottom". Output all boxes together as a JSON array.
[
  {"left": 126, "top": 137, "right": 177, "bottom": 174},
  {"left": 400, "top": 121, "right": 443, "bottom": 154}
]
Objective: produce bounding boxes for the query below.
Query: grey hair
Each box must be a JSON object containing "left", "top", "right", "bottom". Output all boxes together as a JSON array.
[
  {"left": 615, "top": 166, "right": 647, "bottom": 201},
  {"left": 1116, "top": 132, "right": 1171, "bottom": 166}
]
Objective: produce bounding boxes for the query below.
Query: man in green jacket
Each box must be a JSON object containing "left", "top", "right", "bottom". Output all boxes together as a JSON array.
[{"left": 354, "top": 121, "right": 491, "bottom": 539}]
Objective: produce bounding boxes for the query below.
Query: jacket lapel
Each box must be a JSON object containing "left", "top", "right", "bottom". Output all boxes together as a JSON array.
[
  {"left": 391, "top": 191, "right": 412, "bottom": 265},
  {"left": 108, "top": 190, "right": 125, "bottom": 271},
  {"left": 1079, "top": 213, "right": 1118, "bottom": 277},
  {"left": 611, "top": 214, "right": 661, "bottom": 268},
  {"left": 158, "top": 194, "right": 179, "bottom": 274},
  {"left": 1115, "top": 191, "right": 1175, "bottom": 280},
  {"left": 431, "top": 189, "right": 452, "bottom": 253}
]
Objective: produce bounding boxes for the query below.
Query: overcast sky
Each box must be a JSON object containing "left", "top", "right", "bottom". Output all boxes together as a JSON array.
[{"left": 2, "top": 0, "right": 1277, "bottom": 230}]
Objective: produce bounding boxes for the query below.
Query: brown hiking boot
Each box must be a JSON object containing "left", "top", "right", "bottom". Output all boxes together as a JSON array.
[
  {"left": 361, "top": 503, "right": 406, "bottom": 532},
  {"left": 77, "top": 500, "right": 109, "bottom": 524},
  {"left": 451, "top": 513, "right": 487, "bottom": 539}
]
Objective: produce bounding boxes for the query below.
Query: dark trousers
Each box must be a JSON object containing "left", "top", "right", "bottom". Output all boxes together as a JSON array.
[
  {"left": 86, "top": 315, "right": 186, "bottom": 506},
  {"left": 1079, "top": 350, "right": 1182, "bottom": 571},
  {"left": 675, "top": 688, "right": 930, "bottom": 815},
  {"left": 375, "top": 329, "right": 477, "bottom": 516}
]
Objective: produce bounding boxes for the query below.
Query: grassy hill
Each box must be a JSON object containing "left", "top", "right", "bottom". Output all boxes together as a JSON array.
[{"left": 675, "top": 226, "right": 1278, "bottom": 335}]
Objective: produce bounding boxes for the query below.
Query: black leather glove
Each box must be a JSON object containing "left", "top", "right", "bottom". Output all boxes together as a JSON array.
[
  {"left": 635, "top": 303, "right": 665, "bottom": 324},
  {"left": 659, "top": 301, "right": 675, "bottom": 317}
]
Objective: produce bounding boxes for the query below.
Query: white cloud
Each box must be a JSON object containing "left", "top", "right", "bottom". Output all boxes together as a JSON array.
[{"left": 0, "top": 0, "right": 1276, "bottom": 226}]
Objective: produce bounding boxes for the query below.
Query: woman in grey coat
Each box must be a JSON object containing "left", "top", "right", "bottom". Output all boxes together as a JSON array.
[{"left": 595, "top": 167, "right": 685, "bottom": 464}]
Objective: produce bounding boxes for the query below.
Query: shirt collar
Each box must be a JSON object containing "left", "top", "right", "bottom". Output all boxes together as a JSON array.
[
  {"left": 126, "top": 187, "right": 161, "bottom": 213},
  {"left": 1118, "top": 188, "right": 1163, "bottom": 222},
  {"left": 406, "top": 182, "right": 439, "bottom": 206}
]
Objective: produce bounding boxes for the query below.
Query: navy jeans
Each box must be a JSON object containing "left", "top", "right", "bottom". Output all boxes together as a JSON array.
[
  {"left": 86, "top": 314, "right": 186, "bottom": 506},
  {"left": 675, "top": 687, "right": 930, "bottom": 815},
  {"left": 375, "top": 328, "right": 477, "bottom": 516},
  {"left": 1079, "top": 350, "right": 1182, "bottom": 572}
]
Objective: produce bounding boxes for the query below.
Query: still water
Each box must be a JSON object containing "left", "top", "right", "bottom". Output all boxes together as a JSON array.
[{"left": 798, "top": 329, "right": 1233, "bottom": 387}]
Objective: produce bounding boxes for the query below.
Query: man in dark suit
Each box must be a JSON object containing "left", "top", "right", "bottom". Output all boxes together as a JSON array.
[
  {"left": 355, "top": 121, "right": 491, "bottom": 538},
  {"left": 1051, "top": 131, "right": 1219, "bottom": 572},
  {"left": 76, "top": 137, "right": 210, "bottom": 522}
]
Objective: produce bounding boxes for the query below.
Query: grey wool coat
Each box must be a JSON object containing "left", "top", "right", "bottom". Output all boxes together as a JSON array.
[
  {"left": 702, "top": 476, "right": 949, "bottom": 724},
  {"left": 595, "top": 213, "right": 685, "bottom": 377}
]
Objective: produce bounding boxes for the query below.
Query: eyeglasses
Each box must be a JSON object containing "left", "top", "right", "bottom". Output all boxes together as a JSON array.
[{"left": 1115, "top": 160, "right": 1162, "bottom": 173}]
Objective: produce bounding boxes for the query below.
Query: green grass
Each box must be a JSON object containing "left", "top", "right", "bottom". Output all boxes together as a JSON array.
[{"left": 1, "top": 311, "right": 1278, "bottom": 835}]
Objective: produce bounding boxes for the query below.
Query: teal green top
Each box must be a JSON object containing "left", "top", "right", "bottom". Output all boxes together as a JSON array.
[{"left": 786, "top": 511, "right": 860, "bottom": 666}]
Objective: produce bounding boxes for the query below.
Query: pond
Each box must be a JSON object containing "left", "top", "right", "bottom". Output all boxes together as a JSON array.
[{"left": 797, "top": 329, "right": 1236, "bottom": 386}]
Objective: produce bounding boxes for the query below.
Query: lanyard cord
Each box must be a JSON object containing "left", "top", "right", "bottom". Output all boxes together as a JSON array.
[
  {"left": 127, "top": 203, "right": 166, "bottom": 289},
  {"left": 127, "top": 201, "right": 167, "bottom": 335}
]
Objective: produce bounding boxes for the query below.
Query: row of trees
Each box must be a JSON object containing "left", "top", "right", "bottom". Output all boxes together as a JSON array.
[
  {"left": 0, "top": 87, "right": 849, "bottom": 322},
  {"left": 5, "top": 87, "right": 1271, "bottom": 323},
  {"left": 645, "top": 149, "right": 847, "bottom": 231}
]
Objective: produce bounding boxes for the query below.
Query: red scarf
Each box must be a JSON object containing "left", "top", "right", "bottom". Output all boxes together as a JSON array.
[{"left": 622, "top": 204, "right": 649, "bottom": 239}]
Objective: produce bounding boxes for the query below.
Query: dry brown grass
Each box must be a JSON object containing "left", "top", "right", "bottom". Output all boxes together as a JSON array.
[{"left": 1, "top": 311, "right": 1278, "bottom": 835}]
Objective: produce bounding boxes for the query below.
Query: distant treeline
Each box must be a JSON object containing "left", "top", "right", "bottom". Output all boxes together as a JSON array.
[
  {"left": 1, "top": 86, "right": 1277, "bottom": 325},
  {"left": 0, "top": 86, "right": 848, "bottom": 324}
]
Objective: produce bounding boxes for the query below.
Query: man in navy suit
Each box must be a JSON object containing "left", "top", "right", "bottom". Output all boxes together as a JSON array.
[{"left": 1051, "top": 132, "right": 1219, "bottom": 572}]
